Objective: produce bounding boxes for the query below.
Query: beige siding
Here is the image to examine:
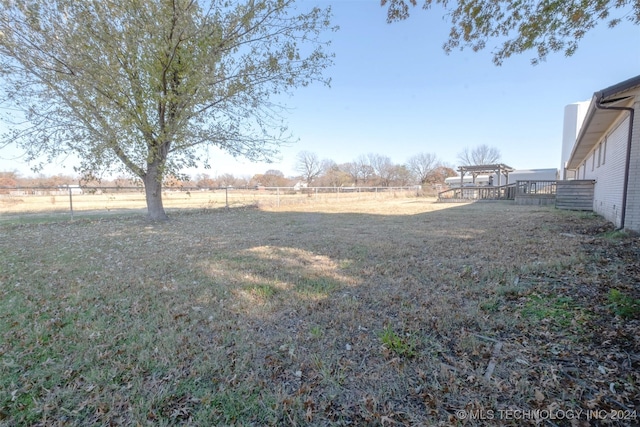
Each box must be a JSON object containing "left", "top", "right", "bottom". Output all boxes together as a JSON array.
[{"left": 588, "top": 116, "right": 629, "bottom": 227}]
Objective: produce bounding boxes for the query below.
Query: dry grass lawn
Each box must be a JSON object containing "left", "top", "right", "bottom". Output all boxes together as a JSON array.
[
  {"left": 0, "top": 198, "right": 638, "bottom": 426},
  {"left": 0, "top": 188, "right": 421, "bottom": 217}
]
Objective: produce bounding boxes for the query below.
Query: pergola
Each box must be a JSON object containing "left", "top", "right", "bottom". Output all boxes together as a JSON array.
[{"left": 457, "top": 163, "right": 515, "bottom": 187}]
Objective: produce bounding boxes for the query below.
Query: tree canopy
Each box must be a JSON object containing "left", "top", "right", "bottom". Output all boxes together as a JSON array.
[
  {"left": 407, "top": 152, "right": 439, "bottom": 184},
  {"left": 0, "top": 0, "right": 335, "bottom": 219},
  {"left": 457, "top": 144, "right": 501, "bottom": 166},
  {"left": 381, "top": 0, "right": 640, "bottom": 65},
  {"left": 295, "top": 150, "right": 323, "bottom": 184}
]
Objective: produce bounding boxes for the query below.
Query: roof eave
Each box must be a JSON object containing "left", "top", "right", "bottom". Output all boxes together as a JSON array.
[
  {"left": 597, "top": 74, "right": 640, "bottom": 100},
  {"left": 566, "top": 75, "right": 640, "bottom": 170}
]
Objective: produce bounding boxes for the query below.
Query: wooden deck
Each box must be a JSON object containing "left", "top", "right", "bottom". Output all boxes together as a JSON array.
[
  {"left": 437, "top": 184, "right": 516, "bottom": 202},
  {"left": 555, "top": 180, "right": 596, "bottom": 211},
  {"left": 438, "top": 180, "right": 596, "bottom": 212},
  {"left": 514, "top": 180, "right": 557, "bottom": 206}
]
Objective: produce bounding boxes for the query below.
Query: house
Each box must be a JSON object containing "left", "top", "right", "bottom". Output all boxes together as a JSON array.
[
  {"left": 57, "top": 184, "right": 83, "bottom": 195},
  {"left": 562, "top": 74, "right": 640, "bottom": 232},
  {"left": 293, "top": 181, "right": 308, "bottom": 191}
]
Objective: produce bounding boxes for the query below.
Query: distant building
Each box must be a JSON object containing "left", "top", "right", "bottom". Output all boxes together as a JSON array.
[
  {"left": 293, "top": 181, "right": 308, "bottom": 191},
  {"left": 444, "top": 168, "right": 558, "bottom": 187},
  {"left": 57, "top": 184, "right": 83, "bottom": 195},
  {"left": 562, "top": 74, "right": 640, "bottom": 231},
  {"left": 445, "top": 174, "right": 492, "bottom": 187},
  {"left": 561, "top": 101, "right": 590, "bottom": 179}
]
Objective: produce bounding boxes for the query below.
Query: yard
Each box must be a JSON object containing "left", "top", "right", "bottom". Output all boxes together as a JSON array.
[
  {"left": 0, "top": 187, "right": 420, "bottom": 219},
  {"left": 0, "top": 199, "right": 638, "bottom": 426}
]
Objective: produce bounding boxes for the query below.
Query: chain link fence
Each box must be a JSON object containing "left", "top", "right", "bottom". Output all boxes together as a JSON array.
[{"left": 0, "top": 185, "right": 423, "bottom": 219}]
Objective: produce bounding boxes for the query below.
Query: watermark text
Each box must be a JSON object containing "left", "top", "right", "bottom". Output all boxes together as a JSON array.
[{"left": 455, "top": 408, "right": 637, "bottom": 422}]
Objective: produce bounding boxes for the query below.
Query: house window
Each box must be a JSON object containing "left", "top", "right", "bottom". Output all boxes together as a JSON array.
[
  {"left": 592, "top": 153, "right": 595, "bottom": 171},
  {"left": 598, "top": 143, "right": 602, "bottom": 167},
  {"left": 602, "top": 137, "right": 607, "bottom": 165}
]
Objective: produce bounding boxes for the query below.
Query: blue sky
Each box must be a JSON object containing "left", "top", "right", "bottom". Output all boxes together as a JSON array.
[{"left": 1, "top": 0, "right": 639, "bottom": 178}]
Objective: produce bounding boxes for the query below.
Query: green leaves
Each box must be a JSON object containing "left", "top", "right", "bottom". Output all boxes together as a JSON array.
[
  {"left": 383, "top": 0, "right": 639, "bottom": 65},
  {"left": 0, "top": 0, "right": 335, "bottom": 217}
]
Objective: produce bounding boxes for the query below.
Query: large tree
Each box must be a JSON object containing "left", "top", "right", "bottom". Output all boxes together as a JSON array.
[
  {"left": 340, "top": 161, "right": 361, "bottom": 186},
  {"left": 319, "top": 160, "right": 351, "bottom": 187},
  {"left": 355, "top": 155, "right": 375, "bottom": 185},
  {"left": 294, "top": 150, "right": 323, "bottom": 184},
  {"left": 368, "top": 153, "right": 394, "bottom": 186},
  {"left": 217, "top": 173, "right": 237, "bottom": 188},
  {"left": 390, "top": 164, "right": 413, "bottom": 186},
  {"left": 0, "top": 171, "right": 18, "bottom": 190},
  {"left": 406, "top": 151, "right": 440, "bottom": 185},
  {"left": 382, "top": 0, "right": 640, "bottom": 65},
  {"left": 0, "top": 0, "right": 334, "bottom": 220},
  {"left": 457, "top": 144, "right": 501, "bottom": 166},
  {"left": 252, "top": 169, "right": 289, "bottom": 187}
]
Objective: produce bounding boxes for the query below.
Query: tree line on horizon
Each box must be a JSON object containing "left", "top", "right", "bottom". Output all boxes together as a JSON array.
[
  {"left": 0, "top": 157, "right": 454, "bottom": 190},
  {"left": 0, "top": 144, "right": 503, "bottom": 190}
]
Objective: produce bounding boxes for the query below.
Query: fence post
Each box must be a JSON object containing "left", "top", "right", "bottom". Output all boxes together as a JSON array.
[{"left": 68, "top": 186, "right": 74, "bottom": 219}]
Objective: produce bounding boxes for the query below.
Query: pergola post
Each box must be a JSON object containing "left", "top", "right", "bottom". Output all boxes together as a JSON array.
[{"left": 457, "top": 164, "right": 515, "bottom": 188}]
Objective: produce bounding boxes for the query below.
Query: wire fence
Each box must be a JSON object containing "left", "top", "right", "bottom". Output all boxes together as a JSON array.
[{"left": 0, "top": 185, "right": 423, "bottom": 219}]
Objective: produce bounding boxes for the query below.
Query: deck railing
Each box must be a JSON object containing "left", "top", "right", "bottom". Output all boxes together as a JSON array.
[
  {"left": 438, "top": 180, "right": 558, "bottom": 204},
  {"left": 516, "top": 180, "right": 557, "bottom": 196},
  {"left": 438, "top": 183, "right": 516, "bottom": 201}
]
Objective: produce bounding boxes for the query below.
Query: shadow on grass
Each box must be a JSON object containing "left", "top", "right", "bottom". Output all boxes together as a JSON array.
[{"left": 2, "top": 200, "right": 631, "bottom": 426}]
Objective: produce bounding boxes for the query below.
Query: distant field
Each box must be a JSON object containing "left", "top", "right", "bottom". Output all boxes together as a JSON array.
[
  {"left": 1, "top": 199, "right": 638, "bottom": 425},
  {"left": 0, "top": 187, "right": 420, "bottom": 219}
]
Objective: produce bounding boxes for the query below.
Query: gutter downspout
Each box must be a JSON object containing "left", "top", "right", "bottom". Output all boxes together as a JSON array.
[{"left": 595, "top": 94, "right": 635, "bottom": 230}]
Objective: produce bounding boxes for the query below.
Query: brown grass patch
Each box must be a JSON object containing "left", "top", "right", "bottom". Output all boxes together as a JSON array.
[{"left": 0, "top": 199, "right": 638, "bottom": 425}]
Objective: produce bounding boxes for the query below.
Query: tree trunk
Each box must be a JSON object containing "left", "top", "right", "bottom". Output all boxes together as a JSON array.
[{"left": 143, "top": 167, "right": 168, "bottom": 221}]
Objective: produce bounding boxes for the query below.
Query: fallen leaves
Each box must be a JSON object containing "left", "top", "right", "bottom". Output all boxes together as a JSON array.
[{"left": 0, "top": 202, "right": 638, "bottom": 425}]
